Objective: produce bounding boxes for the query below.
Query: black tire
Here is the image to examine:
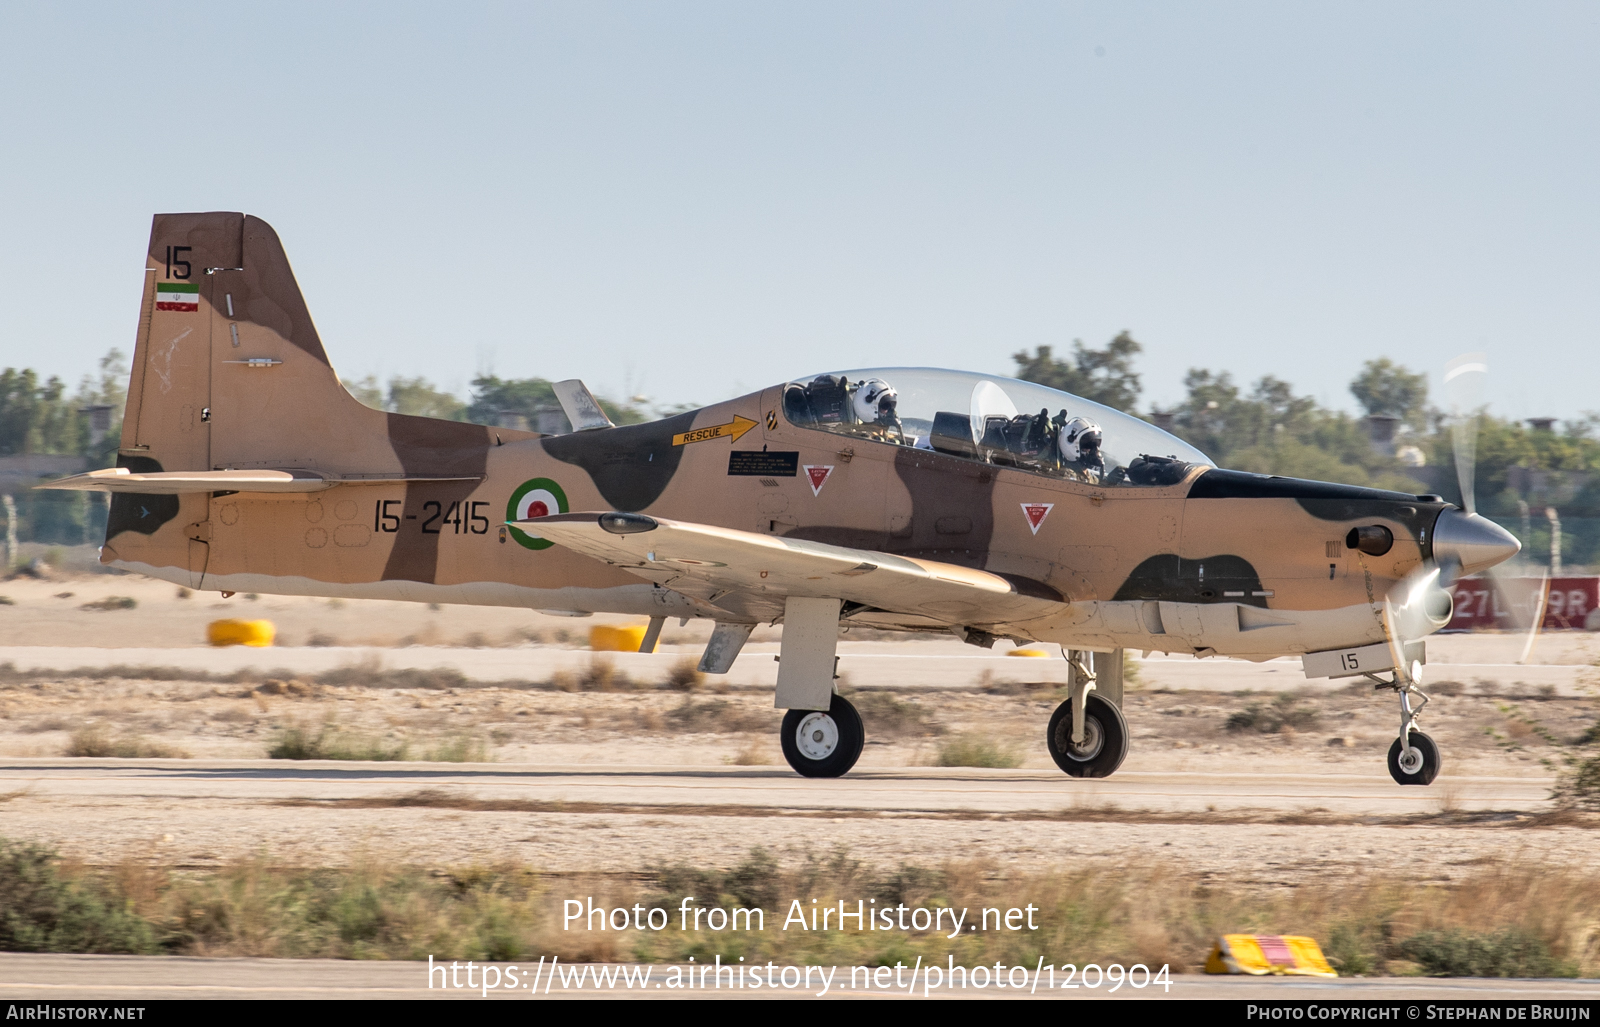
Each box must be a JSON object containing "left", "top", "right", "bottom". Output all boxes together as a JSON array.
[
  {"left": 1046, "top": 693, "right": 1129, "bottom": 778},
  {"left": 1387, "top": 731, "right": 1442, "bottom": 785},
  {"left": 780, "top": 694, "right": 864, "bottom": 778}
]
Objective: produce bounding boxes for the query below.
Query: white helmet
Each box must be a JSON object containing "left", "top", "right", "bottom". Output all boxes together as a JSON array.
[
  {"left": 1059, "top": 416, "right": 1104, "bottom": 464},
  {"left": 852, "top": 378, "right": 898, "bottom": 424}
]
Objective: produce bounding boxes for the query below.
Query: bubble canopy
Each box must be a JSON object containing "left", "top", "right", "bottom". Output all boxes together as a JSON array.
[{"left": 780, "top": 367, "right": 1211, "bottom": 488}]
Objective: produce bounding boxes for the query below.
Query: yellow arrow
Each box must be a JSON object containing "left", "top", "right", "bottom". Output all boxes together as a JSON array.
[{"left": 672, "top": 415, "right": 758, "bottom": 447}]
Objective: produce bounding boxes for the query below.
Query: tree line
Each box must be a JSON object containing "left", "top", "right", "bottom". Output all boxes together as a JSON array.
[
  {"left": 2, "top": 343, "right": 1596, "bottom": 566},
  {"left": 1014, "top": 334, "right": 1600, "bottom": 565}
]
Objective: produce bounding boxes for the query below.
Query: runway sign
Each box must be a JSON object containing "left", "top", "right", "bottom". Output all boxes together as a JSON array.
[{"left": 1447, "top": 576, "right": 1600, "bottom": 631}]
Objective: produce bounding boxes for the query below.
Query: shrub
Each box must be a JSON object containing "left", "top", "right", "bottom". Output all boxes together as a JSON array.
[
  {"left": 1551, "top": 755, "right": 1600, "bottom": 811},
  {"left": 78, "top": 596, "right": 136, "bottom": 611},
  {"left": 664, "top": 699, "right": 768, "bottom": 734},
  {"left": 427, "top": 736, "right": 492, "bottom": 763},
  {"left": 934, "top": 734, "right": 1022, "bottom": 768},
  {"left": 851, "top": 692, "right": 943, "bottom": 739},
  {"left": 1398, "top": 928, "right": 1577, "bottom": 978},
  {"left": 0, "top": 840, "right": 156, "bottom": 954},
  {"left": 1226, "top": 694, "right": 1320, "bottom": 734},
  {"left": 66, "top": 726, "right": 188, "bottom": 759},
  {"left": 267, "top": 723, "right": 408, "bottom": 761},
  {"left": 663, "top": 658, "right": 703, "bottom": 692}
]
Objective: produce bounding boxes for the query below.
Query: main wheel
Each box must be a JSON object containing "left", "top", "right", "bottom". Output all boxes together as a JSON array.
[
  {"left": 1046, "top": 693, "right": 1129, "bottom": 778},
  {"left": 1387, "top": 731, "right": 1442, "bottom": 785},
  {"left": 780, "top": 694, "right": 864, "bottom": 778}
]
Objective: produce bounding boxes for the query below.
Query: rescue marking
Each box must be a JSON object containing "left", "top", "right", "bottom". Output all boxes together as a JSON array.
[
  {"left": 1021, "top": 502, "right": 1054, "bottom": 534},
  {"left": 671, "top": 415, "right": 757, "bottom": 447},
  {"left": 804, "top": 465, "right": 833, "bottom": 496}
]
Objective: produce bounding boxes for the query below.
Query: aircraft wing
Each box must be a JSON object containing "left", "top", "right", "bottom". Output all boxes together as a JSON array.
[
  {"left": 37, "top": 468, "right": 479, "bottom": 494},
  {"left": 516, "top": 511, "right": 1063, "bottom": 627}
]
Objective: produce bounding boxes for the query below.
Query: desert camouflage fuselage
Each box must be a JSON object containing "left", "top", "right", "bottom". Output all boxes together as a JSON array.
[{"left": 83, "top": 213, "right": 1491, "bottom": 663}]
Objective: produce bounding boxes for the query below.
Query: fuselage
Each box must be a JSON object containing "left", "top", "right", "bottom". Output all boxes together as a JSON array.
[{"left": 106, "top": 369, "right": 1484, "bottom": 661}]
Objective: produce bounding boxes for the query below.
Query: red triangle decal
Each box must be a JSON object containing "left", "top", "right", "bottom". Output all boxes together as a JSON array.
[
  {"left": 1021, "top": 502, "right": 1053, "bottom": 534},
  {"left": 804, "top": 465, "right": 833, "bottom": 495}
]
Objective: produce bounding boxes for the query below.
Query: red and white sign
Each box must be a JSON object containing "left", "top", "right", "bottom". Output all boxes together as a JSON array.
[
  {"left": 1447, "top": 576, "right": 1600, "bottom": 631},
  {"left": 1021, "top": 502, "right": 1053, "bottom": 535},
  {"left": 803, "top": 465, "right": 833, "bottom": 496}
]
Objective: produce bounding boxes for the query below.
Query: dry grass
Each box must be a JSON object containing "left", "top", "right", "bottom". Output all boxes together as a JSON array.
[
  {"left": 77, "top": 596, "right": 137, "bottom": 612},
  {"left": 663, "top": 658, "right": 703, "bottom": 692},
  {"left": 2, "top": 838, "right": 1596, "bottom": 974},
  {"left": 65, "top": 726, "right": 189, "bottom": 759},
  {"left": 265, "top": 719, "right": 493, "bottom": 763},
  {"left": 930, "top": 734, "right": 1023, "bottom": 769},
  {"left": 663, "top": 698, "right": 771, "bottom": 734},
  {"left": 1225, "top": 693, "right": 1321, "bottom": 734},
  {"left": 849, "top": 691, "right": 944, "bottom": 739},
  {"left": 724, "top": 741, "right": 774, "bottom": 766}
]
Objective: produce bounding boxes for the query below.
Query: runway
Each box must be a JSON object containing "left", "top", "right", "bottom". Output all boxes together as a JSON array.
[
  {"left": 0, "top": 953, "right": 1596, "bottom": 1000},
  {"left": 0, "top": 758, "right": 1587, "bottom": 883},
  {"left": 3, "top": 637, "right": 1598, "bottom": 695},
  {"left": 0, "top": 758, "right": 1557, "bottom": 816}
]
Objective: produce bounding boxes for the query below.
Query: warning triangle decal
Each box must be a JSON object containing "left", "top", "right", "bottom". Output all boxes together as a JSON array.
[
  {"left": 1021, "top": 502, "right": 1054, "bottom": 534},
  {"left": 804, "top": 465, "right": 833, "bottom": 496}
]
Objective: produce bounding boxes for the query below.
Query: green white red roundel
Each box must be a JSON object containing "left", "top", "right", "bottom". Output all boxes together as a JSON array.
[{"left": 506, "top": 478, "right": 568, "bottom": 551}]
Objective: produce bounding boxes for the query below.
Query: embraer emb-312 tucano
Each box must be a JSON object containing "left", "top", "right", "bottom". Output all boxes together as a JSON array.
[{"left": 44, "top": 212, "right": 1520, "bottom": 783}]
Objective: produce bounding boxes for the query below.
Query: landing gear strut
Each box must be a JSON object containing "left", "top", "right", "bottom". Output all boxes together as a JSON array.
[
  {"left": 1046, "top": 649, "right": 1130, "bottom": 778},
  {"left": 1373, "top": 659, "right": 1442, "bottom": 786}
]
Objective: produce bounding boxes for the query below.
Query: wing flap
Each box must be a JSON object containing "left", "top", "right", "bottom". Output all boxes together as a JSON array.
[{"left": 516, "top": 512, "right": 1062, "bottom": 626}]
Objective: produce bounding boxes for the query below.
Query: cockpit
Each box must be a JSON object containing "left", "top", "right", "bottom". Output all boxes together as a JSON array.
[{"left": 781, "top": 367, "right": 1211, "bottom": 487}]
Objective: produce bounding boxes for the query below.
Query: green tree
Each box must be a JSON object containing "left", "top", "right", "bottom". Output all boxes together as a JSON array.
[
  {"left": 0, "top": 369, "right": 75, "bottom": 456},
  {"left": 465, "top": 376, "right": 646, "bottom": 428},
  {"left": 1012, "top": 332, "right": 1143, "bottom": 412},
  {"left": 1350, "top": 358, "right": 1428, "bottom": 429},
  {"left": 342, "top": 376, "right": 386, "bottom": 409},
  {"left": 1160, "top": 367, "right": 1422, "bottom": 492},
  {"left": 386, "top": 377, "right": 465, "bottom": 419},
  {"left": 463, "top": 375, "right": 560, "bottom": 426}
]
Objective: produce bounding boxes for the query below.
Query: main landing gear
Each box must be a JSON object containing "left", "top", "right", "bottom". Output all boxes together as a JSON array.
[
  {"left": 1045, "top": 649, "right": 1130, "bottom": 778},
  {"left": 780, "top": 694, "right": 865, "bottom": 778},
  {"left": 1374, "top": 659, "right": 1442, "bottom": 786}
]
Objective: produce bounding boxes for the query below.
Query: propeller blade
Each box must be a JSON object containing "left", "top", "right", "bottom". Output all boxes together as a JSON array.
[
  {"left": 1443, "top": 353, "right": 1487, "bottom": 515},
  {"left": 1516, "top": 568, "right": 1550, "bottom": 665}
]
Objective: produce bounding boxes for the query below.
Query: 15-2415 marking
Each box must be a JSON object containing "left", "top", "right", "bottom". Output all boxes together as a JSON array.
[{"left": 375, "top": 499, "right": 490, "bottom": 535}]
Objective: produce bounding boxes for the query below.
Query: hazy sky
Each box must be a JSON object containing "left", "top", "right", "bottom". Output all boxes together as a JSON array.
[{"left": 2, "top": 2, "right": 1595, "bottom": 421}]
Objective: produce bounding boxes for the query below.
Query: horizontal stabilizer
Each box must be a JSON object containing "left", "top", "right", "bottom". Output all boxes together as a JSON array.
[
  {"left": 37, "top": 468, "right": 480, "bottom": 495},
  {"left": 513, "top": 511, "right": 1061, "bottom": 626}
]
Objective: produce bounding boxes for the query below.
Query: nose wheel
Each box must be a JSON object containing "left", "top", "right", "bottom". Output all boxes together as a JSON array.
[
  {"left": 1388, "top": 731, "right": 1441, "bottom": 785},
  {"left": 780, "top": 693, "right": 864, "bottom": 778}
]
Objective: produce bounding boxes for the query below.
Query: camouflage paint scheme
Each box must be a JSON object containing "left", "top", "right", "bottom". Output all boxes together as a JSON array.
[{"left": 94, "top": 213, "right": 1447, "bottom": 661}]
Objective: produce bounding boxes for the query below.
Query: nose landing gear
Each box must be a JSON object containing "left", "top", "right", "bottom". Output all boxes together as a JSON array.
[{"left": 1375, "top": 659, "right": 1442, "bottom": 786}]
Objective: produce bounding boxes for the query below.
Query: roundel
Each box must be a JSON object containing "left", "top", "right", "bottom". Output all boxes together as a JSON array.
[{"left": 506, "top": 477, "right": 569, "bottom": 551}]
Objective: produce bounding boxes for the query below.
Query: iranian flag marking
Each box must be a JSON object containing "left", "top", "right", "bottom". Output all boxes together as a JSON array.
[
  {"left": 155, "top": 282, "right": 200, "bottom": 312},
  {"left": 803, "top": 465, "right": 833, "bottom": 496},
  {"left": 1021, "top": 502, "right": 1054, "bottom": 534}
]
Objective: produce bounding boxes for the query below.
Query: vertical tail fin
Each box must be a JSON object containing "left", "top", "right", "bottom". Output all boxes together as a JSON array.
[{"left": 108, "top": 212, "right": 503, "bottom": 579}]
